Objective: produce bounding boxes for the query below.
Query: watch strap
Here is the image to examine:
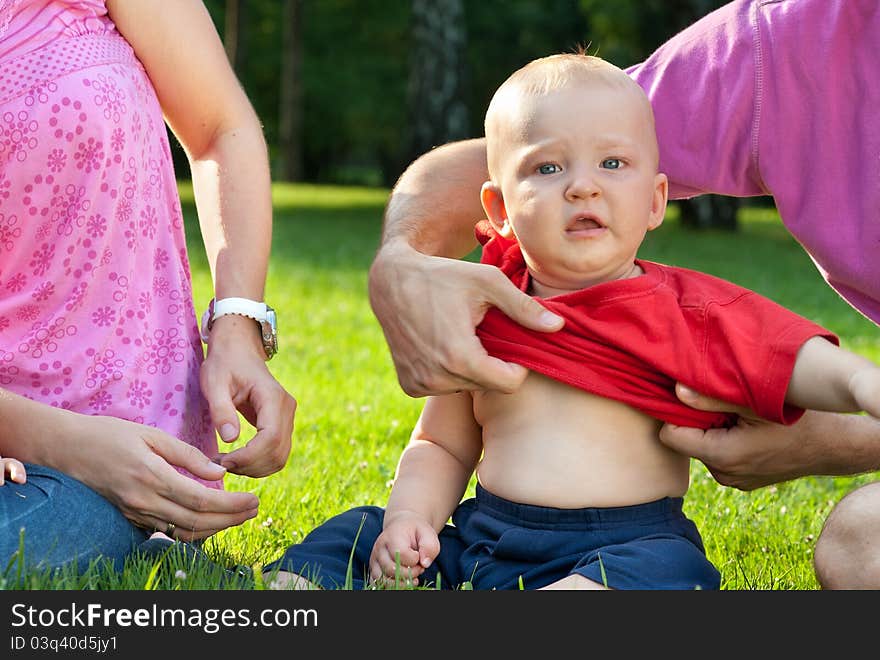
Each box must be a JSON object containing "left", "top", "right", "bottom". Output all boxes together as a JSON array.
[
  {"left": 199, "top": 297, "right": 269, "bottom": 343},
  {"left": 212, "top": 297, "right": 269, "bottom": 322}
]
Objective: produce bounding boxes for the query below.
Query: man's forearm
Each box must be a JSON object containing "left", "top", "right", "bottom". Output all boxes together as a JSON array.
[
  {"left": 381, "top": 138, "right": 488, "bottom": 258},
  {"left": 809, "top": 412, "right": 880, "bottom": 477},
  {"left": 367, "top": 137, "right": 553, "bottom": 396}
]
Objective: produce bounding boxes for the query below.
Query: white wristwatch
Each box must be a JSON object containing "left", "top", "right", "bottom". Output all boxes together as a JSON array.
[{"left": 200, "top": 297, "right": 278, "bottom": 360}]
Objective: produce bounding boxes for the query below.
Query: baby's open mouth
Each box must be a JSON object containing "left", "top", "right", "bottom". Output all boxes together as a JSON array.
[{"left": 568, "top": 214, "right": 603, "bottom": 231}]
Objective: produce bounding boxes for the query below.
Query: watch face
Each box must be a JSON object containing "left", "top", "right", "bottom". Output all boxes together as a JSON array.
[{"left": 262, "top": 308, "right": 278, "bottom": 359}]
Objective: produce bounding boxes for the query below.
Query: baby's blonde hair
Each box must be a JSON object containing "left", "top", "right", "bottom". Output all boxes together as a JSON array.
[
  {"left": 493, "top": 53, "right": 634, "bottom": 97},
  {"left": 485, "top": 53, "right": 657, "bottom": 177}
]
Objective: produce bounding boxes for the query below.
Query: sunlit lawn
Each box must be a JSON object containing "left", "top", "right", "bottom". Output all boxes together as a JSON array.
[{"left": 9, "top": 183, "right": 879, "bottom": 590}]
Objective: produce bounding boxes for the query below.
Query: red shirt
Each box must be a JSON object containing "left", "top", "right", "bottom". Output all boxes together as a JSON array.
[{"left": 475, "top": 223, "right": 839, "bottom": 429}]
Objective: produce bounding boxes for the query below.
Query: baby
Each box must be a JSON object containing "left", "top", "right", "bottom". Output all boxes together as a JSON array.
[{"left": 263, "top": 54, "right": 880, "bottom": 590}]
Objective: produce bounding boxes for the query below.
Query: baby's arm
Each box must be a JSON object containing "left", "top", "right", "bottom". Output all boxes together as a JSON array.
[
  {"left": 787, "top": 337, "right": 880, "bottom": 418},
  {"left": 370, "top": 391, "right": 482, "bottom": 584},
  {"left": 0, "top": 456, "right": 26, "bottom": 486}
]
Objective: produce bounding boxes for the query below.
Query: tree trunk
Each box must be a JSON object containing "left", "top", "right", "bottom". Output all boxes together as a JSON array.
[
  {"left": 404, "top": 0, "right": 469, "bottom": 170},
  {"left": 277, "top": 0, "right": 304, "bottom": 182},
  {"left": 677, "top": 196, "right": 740, "bottom": 230},
  {"left": 669, "top": 0, "right": 740, "bottom": 230},
  {"left": 223, "top": 0, "right": 247, "bottom": 75}
]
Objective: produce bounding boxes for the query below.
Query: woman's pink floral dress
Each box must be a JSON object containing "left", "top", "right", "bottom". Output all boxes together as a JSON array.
[{"left": 0, "top": 0, "right": 218, "bottom": 484}]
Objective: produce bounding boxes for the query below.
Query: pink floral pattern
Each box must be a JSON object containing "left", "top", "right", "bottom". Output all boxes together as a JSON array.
[{"left": 0, "top": 1, "right": 217, "bottom": 481}]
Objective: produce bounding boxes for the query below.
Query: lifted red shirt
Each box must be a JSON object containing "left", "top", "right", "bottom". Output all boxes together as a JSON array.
[{"left": 475, "top": 223, "right": 838, "bottom": 429}]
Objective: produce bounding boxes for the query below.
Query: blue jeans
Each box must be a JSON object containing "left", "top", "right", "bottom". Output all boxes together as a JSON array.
[{"left": 0, "top": 464, "right": 149, "bottom": 574}]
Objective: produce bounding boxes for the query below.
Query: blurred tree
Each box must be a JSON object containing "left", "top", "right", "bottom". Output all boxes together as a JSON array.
[
  {"left": 677, "top": 194, "right": 740, "bottom": 231},
  {"left": 223, "top": 0, "right": 247, "bottom": 75},
  {"left": 206, "top": 0, "right": 290, "bottom": 179},
  {"left": 463, "top": 0, "right": 590, "bottom": 137},
  {"left": 404, "top": 0, "right": 469, "bottom": 172},
  {"left": 277, "top": 0, "right": 304, "bottom": 181},
  {"left": 196, "top": 0, "right": 755, "bottom": 216},
  {"left": 298, "top": 0, "right": 409, "bottom": 186}
]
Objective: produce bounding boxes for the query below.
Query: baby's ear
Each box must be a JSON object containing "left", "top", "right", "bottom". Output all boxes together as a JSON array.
[
  {"left": 648, "top": 172, "right": 668, "bottom": 231},
  {"left": 480, "top": 182, "right": 513, "bottom": 237}
]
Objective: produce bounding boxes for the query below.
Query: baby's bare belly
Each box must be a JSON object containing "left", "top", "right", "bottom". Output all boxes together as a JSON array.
[{"left": 472, "top": 372, "right": 690, "bottom": 509}]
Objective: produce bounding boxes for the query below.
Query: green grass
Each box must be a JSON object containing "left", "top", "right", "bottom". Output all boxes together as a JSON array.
[{"left": 6, "top": 184, "right": 879, "bottom": 590}]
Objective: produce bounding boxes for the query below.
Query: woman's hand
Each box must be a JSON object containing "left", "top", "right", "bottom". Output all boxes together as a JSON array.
[
  {"left": 199, "top": 315, "right": 296, "bottom": 478},
  {"left": 61, "top": 413, "right": 260, "bottom": 541},
  {"left": 0, "top": 455, "right": 26, "bottom": 485}
]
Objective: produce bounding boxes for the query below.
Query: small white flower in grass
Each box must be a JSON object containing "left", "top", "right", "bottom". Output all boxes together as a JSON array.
[
  {"left": 175, "top": 570, "right": 187, "bottom": 580},
  {"left": 359, "top": 405, "right": 371, "bottom": 413},
  {"left": 780, "top": 506, "right": 787, "bottom": 515},
  {"left": 358, "top": 461, "right": 368, "bottom": 470},
  {"left": 262, "top": 517, "right": 274, "bottom": 528}
]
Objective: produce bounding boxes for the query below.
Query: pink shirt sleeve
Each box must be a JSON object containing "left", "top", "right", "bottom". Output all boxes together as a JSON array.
[{"left": 626, "top": 0, "right": 767, "bottom": 200}]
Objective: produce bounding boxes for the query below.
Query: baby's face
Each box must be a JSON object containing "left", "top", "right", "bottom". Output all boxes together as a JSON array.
[{"left": 488, "top": 82, "right": 666, "bottom": 293}]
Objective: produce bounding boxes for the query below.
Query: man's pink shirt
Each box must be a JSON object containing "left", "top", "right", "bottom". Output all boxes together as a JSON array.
[{"left": 627, "top": 0, "right": 880, "bottom": 325}]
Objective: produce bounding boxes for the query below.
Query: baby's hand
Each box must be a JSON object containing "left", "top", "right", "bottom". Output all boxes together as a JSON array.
[
  {"left": 851, "top": 366, "right": 880, "bottom": 419},
  {"left": 369, "top": 513, "right": 440, "bottom": 587},
  {"left": 0, "top": 456, "right": 26, "bottom": 486}
]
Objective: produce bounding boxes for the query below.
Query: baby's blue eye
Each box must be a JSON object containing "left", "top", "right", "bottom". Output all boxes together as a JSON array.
[
  {"left": 601, "top": 158, "right": 622, "bottom": 169},
  {"left": 538, "top": 163, "right": 561, "bottom": 175}
]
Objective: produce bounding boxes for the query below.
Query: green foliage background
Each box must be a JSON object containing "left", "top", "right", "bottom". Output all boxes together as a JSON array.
[{"left": 197, "top": 0, "right": 729, "bottom": 187}]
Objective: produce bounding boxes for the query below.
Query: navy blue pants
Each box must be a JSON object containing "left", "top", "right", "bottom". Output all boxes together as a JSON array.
[{"left": 265, "top": 485, "right": 720, "bottom": 590}]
